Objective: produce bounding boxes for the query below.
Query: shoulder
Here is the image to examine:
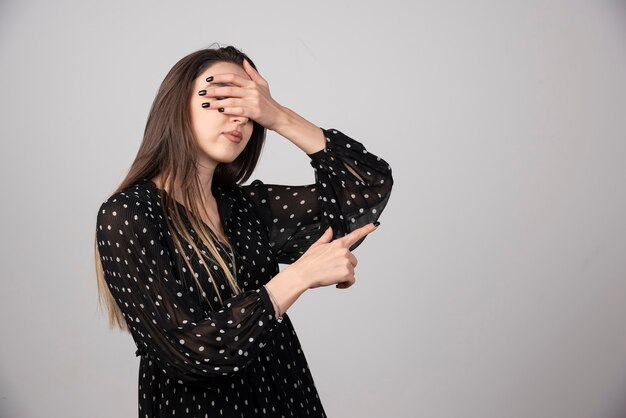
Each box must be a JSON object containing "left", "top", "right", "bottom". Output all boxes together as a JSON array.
[
  {"left": 216, "top": 180, "right": 263, "bottom": 202},
  {"left": 230, "top": 180, "right": 271, "bottom": 211},
  {"left": 223, "top": 181, "right": 271, "bottom": 226},
  {"left": 97, "top": 179, "right": 163, "bottom": 225},
  {"left": 236, "top": 179, "right": 265, "bottom": 197}
]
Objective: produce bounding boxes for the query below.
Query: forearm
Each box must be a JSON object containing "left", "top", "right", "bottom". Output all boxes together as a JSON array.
[
  {"left": 271, "top": 106, "right": 326, "bottom": 155},
  {"left": 264, "top": 266, "right": 309, "bottom": 318}
]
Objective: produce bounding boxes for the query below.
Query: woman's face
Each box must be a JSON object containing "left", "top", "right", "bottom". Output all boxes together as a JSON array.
[{"left": 189, "top": 61, "right": 254, "bottom": 169}]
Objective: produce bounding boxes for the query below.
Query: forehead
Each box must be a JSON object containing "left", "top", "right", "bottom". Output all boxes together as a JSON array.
[{"left": 198, "top": 61, "right": 249, "bottom": 82}]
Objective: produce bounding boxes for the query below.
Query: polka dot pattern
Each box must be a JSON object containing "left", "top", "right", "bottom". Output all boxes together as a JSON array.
[{"left": 96, "top": 128, "right": 393, "bottom": 417}]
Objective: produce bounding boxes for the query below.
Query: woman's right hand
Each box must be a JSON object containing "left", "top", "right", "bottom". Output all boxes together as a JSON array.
[
  {"left": 286, "top": 223, "right": 379, "bottom": 290},
  {"left": 263, "top": 223, "right": 379, "bottom": 318}
]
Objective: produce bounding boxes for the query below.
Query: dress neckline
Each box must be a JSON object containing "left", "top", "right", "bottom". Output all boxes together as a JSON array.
[{"left": 144, "top": 179, "right": 233, "bottom": 249}]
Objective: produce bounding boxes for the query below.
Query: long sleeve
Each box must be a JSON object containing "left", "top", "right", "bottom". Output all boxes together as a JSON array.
[
  {"left": 242, "top": 127, "right": 393, "bottom": 264},
  {"left": 96, "top": 194, "right": 281, "bottom": 385}
]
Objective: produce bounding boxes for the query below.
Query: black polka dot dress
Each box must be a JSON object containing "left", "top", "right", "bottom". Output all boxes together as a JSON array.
[{"left": 96, "top": 128, "right": 393, "bottom": 417}]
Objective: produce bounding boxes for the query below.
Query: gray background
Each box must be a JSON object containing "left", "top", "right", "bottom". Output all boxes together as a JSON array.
[{"left": 1, "top": 1, "right": 625, "bottom": 417}]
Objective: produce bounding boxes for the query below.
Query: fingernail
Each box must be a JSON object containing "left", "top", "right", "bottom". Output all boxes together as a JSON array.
[
  {"left": 218, "top": 107, "right": 224, "bottom": 112},
  {"left": 206, "top": 76, "right": 213, "bottom": 82},
  {"left": 373, "top": 221, "right": 380, "bottom": 227},
  {"left": 202, "top": 102, "right": 210, "bottom": 108},
  {"left": 198, "top": 90, "right": 206, "bottom": 96}
]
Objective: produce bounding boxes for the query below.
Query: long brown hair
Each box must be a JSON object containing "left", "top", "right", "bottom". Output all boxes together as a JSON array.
[{"left": 95, "top": 44, "right": 267, "bottom": 331}]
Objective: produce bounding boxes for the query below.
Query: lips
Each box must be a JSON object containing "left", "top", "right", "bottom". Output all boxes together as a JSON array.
[{"left": 223, "top": 130, "right": 242, "bottom": 143}]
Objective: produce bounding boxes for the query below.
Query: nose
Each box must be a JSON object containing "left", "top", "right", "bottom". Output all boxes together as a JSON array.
[{"left": 230, "top": 113, "right": 249, "bottom": 125}]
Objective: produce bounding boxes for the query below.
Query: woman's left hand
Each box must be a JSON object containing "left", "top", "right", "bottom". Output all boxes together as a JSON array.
[{"left": 199, "top": 58, "right": 287, "bottom": 131}]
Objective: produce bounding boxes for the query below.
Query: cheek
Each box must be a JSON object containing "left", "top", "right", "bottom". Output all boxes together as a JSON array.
[{"left": 191, "top": 107, "right": 217, "bottom": 131}]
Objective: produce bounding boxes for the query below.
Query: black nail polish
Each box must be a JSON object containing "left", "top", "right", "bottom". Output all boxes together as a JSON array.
[
  {"left": 202, "top": 102, "right": 210, "bottom": 108},
  {"left": 198, "top": 90, "right": 206, "bottom": 96},
  {"left": 218, "top": 107, "right": 224, "bottom": 112},
  {"left": 206, "top": 76, "right": 213, "bottom": 82},
  {"left": 373, "top": 221, "right": 380, "bottom": 227}
]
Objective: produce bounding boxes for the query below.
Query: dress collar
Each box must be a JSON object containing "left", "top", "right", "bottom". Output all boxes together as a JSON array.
[
  {"left": 143, "top": 178, "right": 236, "bottom": 227},
  {"left": 211, "top": 183, "right": 236, "bottom": 227}
]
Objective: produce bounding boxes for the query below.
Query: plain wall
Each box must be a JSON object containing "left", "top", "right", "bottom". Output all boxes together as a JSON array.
[{"left": 1, "top": 1, "right": 625, "bottom": 417}]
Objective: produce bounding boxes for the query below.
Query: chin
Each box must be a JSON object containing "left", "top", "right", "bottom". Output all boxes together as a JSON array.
[{"left": 197, "top": 145, "right": 245, "bottom": 164}]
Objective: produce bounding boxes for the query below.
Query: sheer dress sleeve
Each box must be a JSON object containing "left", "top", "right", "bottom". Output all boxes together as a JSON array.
[
  {"left": 242, "top": 127, "right": 393, "bottom": 264},
  {"left": 96, "top": 195, "right": 280, "bottom": 385}
]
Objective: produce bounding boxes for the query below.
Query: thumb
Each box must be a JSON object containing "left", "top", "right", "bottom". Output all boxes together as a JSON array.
[
  {"left": 309, "top": 226, "right": 333, "bottom": 248},
  {"left": 242, "top": 58, "right": 265, "bottom": 84}
]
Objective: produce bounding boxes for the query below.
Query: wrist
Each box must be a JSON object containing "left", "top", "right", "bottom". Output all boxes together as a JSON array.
[
  {"left": 270, "top": 107, "right": 325, "bottom": 154},
  {"left": 280, "top": 264, "right": 310, "bottom": 292},
  {"left": 263, "top": 284, "right": 283, "bottom": 321},
  {"left": 264, "top": 266, "right": 309, "bottom": 317},
  {"left": 270, "top": 105, "right": 293, "bottom": 133}
]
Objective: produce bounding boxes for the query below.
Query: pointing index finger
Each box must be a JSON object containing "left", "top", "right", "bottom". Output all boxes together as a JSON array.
[{"left": 336, "top": 222, "right": 378, "bottom": 249}]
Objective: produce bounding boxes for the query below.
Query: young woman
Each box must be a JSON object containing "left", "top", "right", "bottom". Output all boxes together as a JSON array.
[{"left": 95, "top": 45, "right": 393, "bottom": 417}]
